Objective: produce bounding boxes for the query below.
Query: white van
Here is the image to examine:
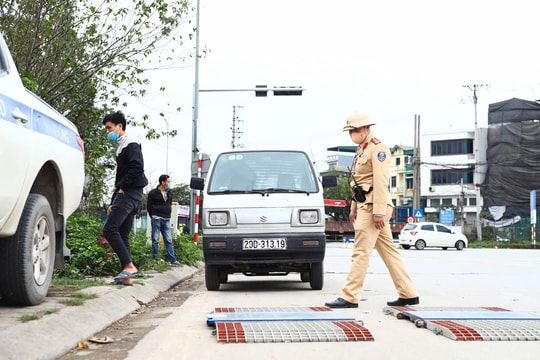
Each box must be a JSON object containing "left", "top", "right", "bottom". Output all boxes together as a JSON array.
[{"left": 190, "top": 149, "right": 336, "bottom": 291}]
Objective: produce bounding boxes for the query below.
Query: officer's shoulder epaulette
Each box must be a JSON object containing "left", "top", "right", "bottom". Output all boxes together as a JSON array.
[{"left": 371, "top": 137, "right": 381, "bottom": 145}]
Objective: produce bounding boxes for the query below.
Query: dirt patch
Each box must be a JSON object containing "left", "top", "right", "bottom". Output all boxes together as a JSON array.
[
  {"left": 57, "top": 270, "right": 203, "bottom": 360},
  {"left": 47, "top": 284, "right": 89, "bottom": 297}
]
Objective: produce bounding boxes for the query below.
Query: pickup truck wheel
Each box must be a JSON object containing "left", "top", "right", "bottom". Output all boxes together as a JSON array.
[
  {"left": 309, "top": 262, "right": 324, "bottom": 290},
  {"left": 205, "top": 264, "right": 220, "bottom": 291},
  {"left": 0, "top": 194, "right": 55, "bottom": 305}
]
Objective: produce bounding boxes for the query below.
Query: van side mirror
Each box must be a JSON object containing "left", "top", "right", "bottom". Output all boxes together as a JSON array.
[
  {"left": 190, "top": 177, "right": 205, "bottom": 190},
  {"left": 322, "top": 175, "right": 337, "bottom": 188}
]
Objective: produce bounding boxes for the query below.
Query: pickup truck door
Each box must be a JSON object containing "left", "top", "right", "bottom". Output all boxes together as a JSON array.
[{"left": 0, "top": 46, "right": 33, "bottom": 229}]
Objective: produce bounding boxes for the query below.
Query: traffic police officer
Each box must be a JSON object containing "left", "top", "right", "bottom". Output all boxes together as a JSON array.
[{"left": 325, "top": 112, "right": 419, "bottom": 308}]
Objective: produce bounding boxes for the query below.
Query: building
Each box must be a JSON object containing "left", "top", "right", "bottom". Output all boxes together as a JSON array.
[
  {"left": 421, "top": 128, "right": 487, "bottom": 234},
  {"left": 325, "top": 146, "right": 356, "bottom": 173},
  {"left": 482, "top": 97, "right": 540, "bottom": 218},
  {"left": 389, "top": 145, "right": 414, "bottom": 207}
]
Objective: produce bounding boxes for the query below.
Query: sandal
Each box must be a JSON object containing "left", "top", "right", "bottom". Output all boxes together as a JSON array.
[
  {"left": 113, "top": 270, "right": 136, "bottom": 280},
  {"left": 110, "top": 278, "right": 133, "bottom": 286}
]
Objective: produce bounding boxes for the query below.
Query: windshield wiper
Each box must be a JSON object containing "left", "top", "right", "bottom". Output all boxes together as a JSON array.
[
  {"left": 258, "top": 188, "right": 310, "bottom": 194},
  {"left": 216, "top": 189, "right": 267, "bottom": 195}
]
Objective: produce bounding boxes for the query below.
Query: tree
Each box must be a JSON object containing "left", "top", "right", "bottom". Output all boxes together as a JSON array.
[
  {"left": 170, "top": 183, "right": 191, "bottom": 205},
  {"left": 0, "top": 0, "right": 197, "bottom": 210},
  {"left": 323, "top": 172, "right": 352, "bottom": 221}
]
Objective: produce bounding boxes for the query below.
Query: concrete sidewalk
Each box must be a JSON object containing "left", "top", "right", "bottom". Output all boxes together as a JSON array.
[{"left": 0, "top": 264, "right": 201, "bottom": 360}]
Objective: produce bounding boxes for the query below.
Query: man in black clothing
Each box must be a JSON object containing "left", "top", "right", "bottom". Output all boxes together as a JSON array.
[
  {"left": 102, "top": 111, "right": 148, "bottom": 285},
  {"left": 147, "top": 174, "right": 180, "bottom": 266}
]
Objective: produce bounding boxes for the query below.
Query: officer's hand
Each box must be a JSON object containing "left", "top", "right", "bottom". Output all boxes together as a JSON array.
[
  {"left": 373, "top": 215, "right": 385, "bottom": 230},
  {"left": 107, "top": 206, "right": 112, "bottom": 215},
  {"left": 349, "top": 211, "right": 356, "bottom": 224}
]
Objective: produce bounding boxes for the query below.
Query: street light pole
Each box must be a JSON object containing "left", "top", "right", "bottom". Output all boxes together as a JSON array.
[{"left": 159, "top": 112, "right": 169, "bottom": 174}]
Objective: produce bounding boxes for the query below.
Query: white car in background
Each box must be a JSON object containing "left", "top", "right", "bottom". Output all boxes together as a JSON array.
[{"left": 399, "top": 222, "right": 468, "bottom": 250}]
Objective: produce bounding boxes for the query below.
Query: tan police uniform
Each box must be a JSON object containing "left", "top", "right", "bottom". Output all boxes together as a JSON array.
[{"left": 339, "top": 123, "right": 418, "bottom": 304}]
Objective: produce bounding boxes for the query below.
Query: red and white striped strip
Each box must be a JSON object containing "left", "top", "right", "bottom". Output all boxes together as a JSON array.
[{"left": 193, "top": 153, "right": 202, "bottom": 244}]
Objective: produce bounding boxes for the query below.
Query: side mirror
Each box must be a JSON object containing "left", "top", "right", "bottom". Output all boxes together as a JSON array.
[
  {"left": 322, "top": 175, "right": 338, "bottom": 188},
  {"left": 190, "top": 177, "right": 205, "bottom": 190}
]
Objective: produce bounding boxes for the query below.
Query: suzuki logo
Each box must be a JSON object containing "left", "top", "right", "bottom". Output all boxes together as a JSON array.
[{"left": 259, "top": 216, "right": 268, "bottom": 223}]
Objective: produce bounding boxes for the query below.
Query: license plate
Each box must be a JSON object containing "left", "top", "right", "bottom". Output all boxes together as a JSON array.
[{"left": 242, "top": 238, "right": 287, "bottom": 250}]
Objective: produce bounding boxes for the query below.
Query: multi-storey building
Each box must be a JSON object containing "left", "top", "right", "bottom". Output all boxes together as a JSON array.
[
  {"left": 389, "top": 145, "right": 414, "bottom": 207},
  {"left": 421, "top": 128, "right": 487, "bottom": 234}
]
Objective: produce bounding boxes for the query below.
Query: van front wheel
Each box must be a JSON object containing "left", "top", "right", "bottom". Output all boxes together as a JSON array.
[
  {"left": 205, "top": 264, "right": 220, "bottom": 291},
  {"left": 309, "top": 262, "right": 324, "bottom": 290}
]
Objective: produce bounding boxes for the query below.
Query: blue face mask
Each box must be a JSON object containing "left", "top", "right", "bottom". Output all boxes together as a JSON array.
[
  {"left": 166, "top": 183, "right": 171, "bottom": 190},
  {"left": 108, "top": 131, "right": 119, "bottom": 141}
]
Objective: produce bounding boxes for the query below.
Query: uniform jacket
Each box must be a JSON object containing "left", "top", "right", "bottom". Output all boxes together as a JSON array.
[
  {"left": 111, "top": 134, "right": 148, "bottom": 204},
  {"left": 147, "top": 186, "right": 173, "bottom": 219},
  {"left": 350, "top": 133, "right": 393, "bottom": 215}
]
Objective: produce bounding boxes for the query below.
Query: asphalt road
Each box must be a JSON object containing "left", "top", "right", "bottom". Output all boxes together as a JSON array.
[{"left": 1, "top": 243, "right": 540, "bottom": 359}]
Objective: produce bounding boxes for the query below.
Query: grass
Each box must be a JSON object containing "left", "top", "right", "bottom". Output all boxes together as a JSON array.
[
  {"left": 468, "top": 240, "right": 538, "bottom": 249},
  {"left": 20, "top": 309, "right": 59, "bottom": 322},
  {"left": 60, "top": 292, "right": 98, "bottom": 306}
]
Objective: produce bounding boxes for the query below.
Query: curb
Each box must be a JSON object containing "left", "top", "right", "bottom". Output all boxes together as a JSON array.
[{"left": 0, "top": 264, "right": 201, "bottom": 360}]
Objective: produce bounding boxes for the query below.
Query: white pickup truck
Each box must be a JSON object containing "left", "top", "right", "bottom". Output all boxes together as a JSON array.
[{"left": 0, "top": 33, "right": 85, "bottom": 305}]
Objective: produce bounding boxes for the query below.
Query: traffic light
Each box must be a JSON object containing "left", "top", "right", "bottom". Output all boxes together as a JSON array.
[
  {"left": 273, "top": 86, "right": 303, "bottom": 96},
  {"left": 255, "top": 85, "right": 304, "bottom": 97},
  {"left": 255, "top": 85, "right": 268, "bottom": 97}
]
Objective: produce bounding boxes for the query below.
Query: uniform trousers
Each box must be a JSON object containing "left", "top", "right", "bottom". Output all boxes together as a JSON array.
[{"left": 340, "top": 203, "right": 417, "bottom": 303}]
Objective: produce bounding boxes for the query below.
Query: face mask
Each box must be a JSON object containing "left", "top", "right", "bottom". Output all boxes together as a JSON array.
[
  {"left": 166, "top": 183, "right": 171, "bottom": 190},
  {"left": 350, "top": 131, "right": 367, "bottom": 145},
  {"left": 108, "top": 130, "right": 119, "bottom": 141}
]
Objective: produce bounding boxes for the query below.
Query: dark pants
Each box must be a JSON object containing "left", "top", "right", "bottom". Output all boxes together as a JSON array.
[{"left": 103, "top": 188, "right": 143, "bottom": 268}]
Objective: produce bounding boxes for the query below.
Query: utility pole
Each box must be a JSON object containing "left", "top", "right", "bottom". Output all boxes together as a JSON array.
[
  {"left": 189, "top": 0, "right": 201, "bottom": 233},
  {"left": 463, "top": 84, "right": 488, "bottom": 240},
  {"left": 231, "top": 106, "right": 244, "bottom": 149},
  {"left": 459, "top": 178, "right": 465, "bottom": 225},
  {"left": 413, "top": 114, "right": 421, "bottom": 210}
]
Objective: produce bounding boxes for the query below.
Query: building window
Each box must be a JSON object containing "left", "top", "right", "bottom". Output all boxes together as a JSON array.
[
  {"left": 431, "top": 139, "right": 473, "bottom": 156},
  {"left": 405, "top": 178, "right": 413, "bottom": 190},
  {"left": 395, "top": 157, "right": 401, "bottom": 166},
  {"left": 431, "top": 169, "right": 474, "bottom": 185},
  {"left": 469, "top": 197, "right": 476, "bottom": 206},
  {"left": 391, "top": 176, "right": 397, "bottom": 188},
  {"left": 431, "top": 199, "right": 440, "bottom": 207},
  {"left": 404, "top": 156, "right": 410, "bottom": 164},
  {"left": 442, "top": 198, "right": 453, "bottom": 205}
]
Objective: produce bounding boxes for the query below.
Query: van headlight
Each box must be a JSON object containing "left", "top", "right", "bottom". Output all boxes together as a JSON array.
[
  {"left": 299, "top": 210, "right": 319, "bottom": 224},
  {"left": 209, "top": 211, "right": 229, "bottom": 226}
]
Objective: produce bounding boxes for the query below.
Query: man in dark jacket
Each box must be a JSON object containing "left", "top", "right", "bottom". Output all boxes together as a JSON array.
[
  {"left": 147, "top": 174, "right": 180, "bottom": 266},
  {"left": 102, "top": 111, "right": 148, "bottom": 285}
]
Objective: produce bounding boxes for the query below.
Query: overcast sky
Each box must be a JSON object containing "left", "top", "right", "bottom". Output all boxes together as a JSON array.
[{"left": 124, "top": 0, "right": 540, "bottom": 187}]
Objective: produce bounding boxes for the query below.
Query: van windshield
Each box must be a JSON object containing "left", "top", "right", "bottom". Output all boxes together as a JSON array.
[{"left": 207, "top": 150, "right": 319, "bottom": 194}]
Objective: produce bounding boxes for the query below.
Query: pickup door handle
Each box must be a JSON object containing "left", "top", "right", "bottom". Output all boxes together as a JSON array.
[{"left": 12, "top": 107, "right": 29, "bottom": 124}]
